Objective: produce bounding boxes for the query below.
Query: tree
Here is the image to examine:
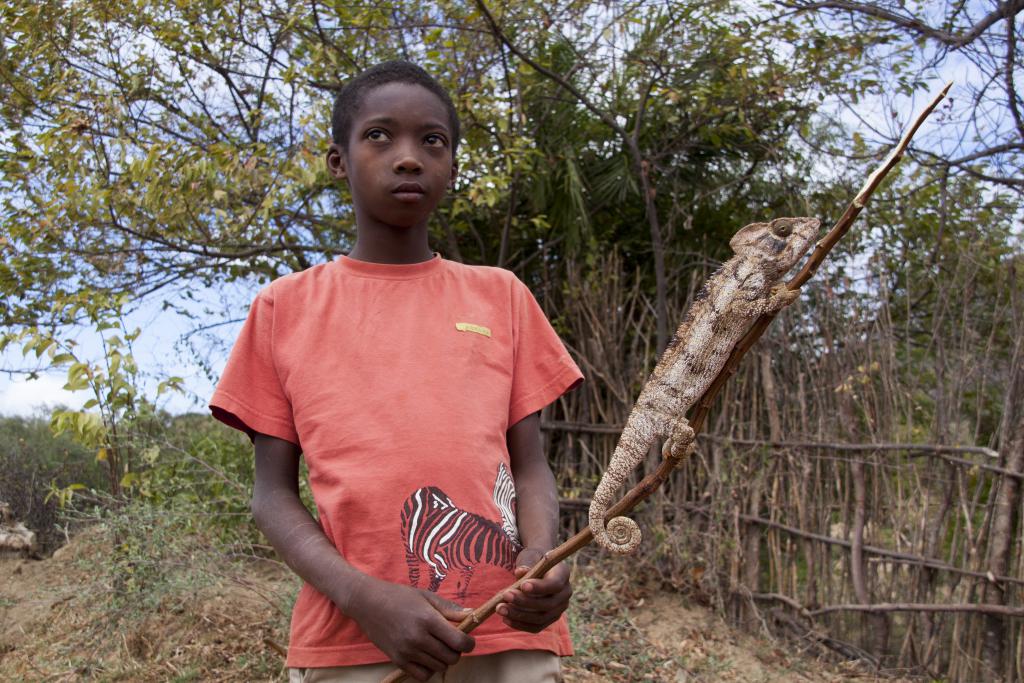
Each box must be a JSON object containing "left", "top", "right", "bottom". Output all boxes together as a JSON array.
[
  {"left": 779, "top": 0, "right": 1024, "bottom": 193},
  {"left": 472, "top": 0, "right": 848, "bottom": 350},
  {"left": 2, "top": 0, "right": 852, "bottom": 371}
]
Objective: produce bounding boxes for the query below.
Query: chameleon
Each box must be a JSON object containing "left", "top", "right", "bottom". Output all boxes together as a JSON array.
[{"left": 589, "top": 217, "right": 821, "bottom": 554}]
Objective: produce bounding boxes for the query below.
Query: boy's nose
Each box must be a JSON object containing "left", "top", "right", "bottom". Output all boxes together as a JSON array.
[{"left": 393, "top": 151, "right": 423, "bottom": 174}]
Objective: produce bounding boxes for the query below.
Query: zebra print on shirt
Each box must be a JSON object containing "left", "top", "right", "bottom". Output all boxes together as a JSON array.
[
  {"left": 493, "top": 462, "right": 519, "bottom": 545},
  {"left": 399, "top": 485, "right": 522, "bottom": 598}
]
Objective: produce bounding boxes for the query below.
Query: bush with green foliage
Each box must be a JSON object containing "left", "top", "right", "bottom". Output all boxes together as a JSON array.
[{"left": 0, "top": 412, "right": 104, "bottom": 553}]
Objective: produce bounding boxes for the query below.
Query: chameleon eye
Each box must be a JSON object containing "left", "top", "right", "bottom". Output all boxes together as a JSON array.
[{"left": 772, "top": 221, "right": 792, "bottom": 237}]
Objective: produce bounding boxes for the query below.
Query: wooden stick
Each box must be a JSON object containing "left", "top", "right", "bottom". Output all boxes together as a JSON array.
[
  {"left": 380, "top": 457, "right": 680, "bottom": 682},
  {"left": 701, "top": 436, "right": 1014, "bottom": 477},
  {"left": 730, "top": 509, "right": 1024, "bottom": 588},
  {"left": 263, "top": 638, "right": 288, "bottom": 658},
  {"left": 687, "top": 81, "right": 952, "bottom": 437},
  {"left": 542, "top": 422, "right": 1001, "bottom": 460},
  {"left": 700, "top": 435, "right": 999, "bottom": 459},
  {"left": 558, "top": 499, "right": 1024, "bottom": 587},
  {"left": 748, "top": 591, "right": 811, "bottom": 616},
  {"left": 750, "top": 593, "right": 1024, "bottom": 618},
  {"left": 810, "top": 603, "right": 1024, "bottom": 618},
  {"left": 381, "top": 81, "right": 952, "bottom": 683}
]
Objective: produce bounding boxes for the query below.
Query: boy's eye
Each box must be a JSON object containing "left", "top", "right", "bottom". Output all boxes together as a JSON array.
[
  {"left": 365, "top": 129, "right": 389, "bottom": 141},
  {"left": 424, "top": 133, "right": 447, "bottom": 147}
]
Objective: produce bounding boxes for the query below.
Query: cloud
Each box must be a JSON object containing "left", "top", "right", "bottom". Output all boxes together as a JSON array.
[{"left": 0, "top": 373, "right": 87, "bottom": 417}]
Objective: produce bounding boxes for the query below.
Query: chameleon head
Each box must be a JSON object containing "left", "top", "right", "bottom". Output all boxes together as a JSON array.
[{"left": 728, "top": 217, "right": 820, "bottom": 277}]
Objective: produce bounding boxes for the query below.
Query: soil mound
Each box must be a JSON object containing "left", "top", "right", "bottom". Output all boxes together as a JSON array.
[
  {"left": 0, "top": 527, "right": 294, "bottom": 681},
  {"left": 1, "top": 531, "right": 912, "bottom": 681}
]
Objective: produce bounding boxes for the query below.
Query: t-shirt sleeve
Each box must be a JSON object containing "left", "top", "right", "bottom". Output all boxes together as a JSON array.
[
  {"left": 508, "top": 277, "right": 584, "bottom": 427},
  {"left": 209, "top": 287, "right": 299, "bottom": 446}
]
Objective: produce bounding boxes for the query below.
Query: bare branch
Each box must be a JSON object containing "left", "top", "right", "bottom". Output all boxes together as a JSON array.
[
  {"left": 381, "top": 76, "right": 950, "bottom": 683},
  {"left": 780, "top": 0, "right": 1024, "bottom": 49},
  {"left": 470, "top": 0, "right": 626, "bottom": 138},
  {"left": 811, "top": 603, "right": 1024, "bottom": 618}
]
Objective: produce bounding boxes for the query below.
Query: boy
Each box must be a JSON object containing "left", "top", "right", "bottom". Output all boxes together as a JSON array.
[{"left": 210, "top": 61, "right": 583, "bottom": 682}]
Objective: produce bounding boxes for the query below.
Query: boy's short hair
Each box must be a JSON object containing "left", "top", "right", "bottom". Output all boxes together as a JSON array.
[{"left": 331, "top": 61, "right": 461, "bottom": 155}]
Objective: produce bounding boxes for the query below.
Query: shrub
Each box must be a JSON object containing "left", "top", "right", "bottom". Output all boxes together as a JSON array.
[{"left": 0, "top": 411, "right": 104, "bottom": 554}]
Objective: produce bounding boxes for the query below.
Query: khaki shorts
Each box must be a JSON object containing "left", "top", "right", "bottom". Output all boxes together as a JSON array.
[{"left": 288, "top": 649, "right": 562, "bottom": 682}]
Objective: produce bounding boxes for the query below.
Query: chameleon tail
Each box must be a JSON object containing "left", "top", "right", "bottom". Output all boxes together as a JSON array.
[
  {"left": 588, "top": 416, "right": 653, "bottom": 554},
  {"left": 594, "top": 512, "right": 642, "bottom": 555}
]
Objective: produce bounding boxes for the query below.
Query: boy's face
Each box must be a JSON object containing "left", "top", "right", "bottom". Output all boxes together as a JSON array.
[{"left": 327, "top": 82, "right": 458, "bottom": 230}]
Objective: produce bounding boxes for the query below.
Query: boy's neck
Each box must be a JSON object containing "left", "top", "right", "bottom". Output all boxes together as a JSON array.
[{"left": 346, "top": 229, "right": 435, "bottom": 265}]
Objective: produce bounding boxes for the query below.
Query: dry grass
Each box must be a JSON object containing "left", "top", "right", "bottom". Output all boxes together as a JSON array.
[
  {"left": 0, "top": 525, "right": 294, "bottom": 681},
  {"left": 1, "top": 528, "right": 922, "bottom": 682},
  {"left": 562, "top": 562, "right": 919, "bottom": 683}
]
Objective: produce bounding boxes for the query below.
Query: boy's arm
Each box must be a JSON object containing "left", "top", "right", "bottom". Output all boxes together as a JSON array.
[
  {"left": 251, "top": 433, "right": 475, "bottom": 681},
  {"left": 499, "top": 412, "right": 573, "bottom": 632}
]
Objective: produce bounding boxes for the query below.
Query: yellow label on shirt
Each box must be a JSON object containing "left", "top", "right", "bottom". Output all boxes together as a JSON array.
[{"left": 455, "top": 322, "right": 491, "bottom": 337}]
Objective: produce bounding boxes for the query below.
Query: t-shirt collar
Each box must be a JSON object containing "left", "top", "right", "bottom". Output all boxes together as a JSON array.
[{"left": 335, "top": 253, "right": 444, "bottom": 280}]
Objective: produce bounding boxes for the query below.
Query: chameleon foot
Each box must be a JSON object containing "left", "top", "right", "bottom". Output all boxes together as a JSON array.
[
  {"left": 767, "top": 283, "right": 800, "bottom": 312},
  {"left": 662, "top": 420, "right": 696, "bottom": 461}
]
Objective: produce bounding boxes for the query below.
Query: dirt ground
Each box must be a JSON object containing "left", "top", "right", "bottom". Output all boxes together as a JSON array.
[
  {"left": 0, "top": 530, "right": 912, "bottom": 682},
  {"left": 0, "top": 527, "right": 291, "bottom": 681}
]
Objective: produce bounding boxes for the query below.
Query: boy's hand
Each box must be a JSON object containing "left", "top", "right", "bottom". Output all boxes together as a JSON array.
[
  {"left": 497, "top": 547, "right": 572, "bottom": 633},
  {"left": 345, "top": 575, "right": 475, "bottom": 682}
]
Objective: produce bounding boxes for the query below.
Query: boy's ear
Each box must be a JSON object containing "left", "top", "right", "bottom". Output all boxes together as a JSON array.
[
  {"left": 326, "top": 143, "right": 347, "bottom": 179},
  {"left": 448, "top": 160, "right": 459, "bottom": 190}
]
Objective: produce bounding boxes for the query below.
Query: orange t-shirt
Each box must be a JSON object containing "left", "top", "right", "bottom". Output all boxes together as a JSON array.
[{"left": 210, "top": 255, "right": 583, "bottom": 668}]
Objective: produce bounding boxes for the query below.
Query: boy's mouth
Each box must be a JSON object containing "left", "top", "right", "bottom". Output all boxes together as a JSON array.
[{"left": 392, "top": 182, "right": 426, "bottom": 201}]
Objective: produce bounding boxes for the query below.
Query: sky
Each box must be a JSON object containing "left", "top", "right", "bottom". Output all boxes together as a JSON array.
[{"left": 0, "top": 287, "right": 231, "bottom": 418}]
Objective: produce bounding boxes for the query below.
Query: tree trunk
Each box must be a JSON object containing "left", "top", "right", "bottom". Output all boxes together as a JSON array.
[
  {"left": 839, "top": 389, "right": 889, "bottom": 660},
  {"left": 627, "top": 139, "right": 668, "bottom": 353},
  {"left": 738, "top": 352, "right": 781, "bottom": 631},
  {"left": 982, "top": 351, "right": 1024, "bottom": 680}
]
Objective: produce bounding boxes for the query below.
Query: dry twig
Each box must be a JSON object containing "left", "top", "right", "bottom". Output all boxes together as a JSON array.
[{"left": 379, "top": 81, "right": 952, "bottom": 683}]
